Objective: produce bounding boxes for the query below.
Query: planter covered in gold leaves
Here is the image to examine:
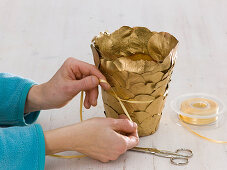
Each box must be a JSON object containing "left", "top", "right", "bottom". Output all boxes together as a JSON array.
[{"left": 91, "top": 26, "right": 178, "bottom": 137}]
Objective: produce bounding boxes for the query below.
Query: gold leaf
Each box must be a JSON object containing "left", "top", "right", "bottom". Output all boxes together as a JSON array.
[{"left": 147, "top": 32, "right": 178, "bottom": 62}]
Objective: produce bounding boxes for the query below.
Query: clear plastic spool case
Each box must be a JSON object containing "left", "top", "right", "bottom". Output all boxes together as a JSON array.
[{"left": 171, "top": 93, "right": 225, "bottom": 128}]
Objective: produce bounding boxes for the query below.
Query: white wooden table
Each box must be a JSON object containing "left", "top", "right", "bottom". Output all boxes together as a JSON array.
[{"left": 1, "top": 0, "right": 227, "bottom": 169}]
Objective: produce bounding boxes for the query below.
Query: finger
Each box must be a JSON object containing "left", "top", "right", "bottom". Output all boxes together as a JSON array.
[
  {"left": 123, "top": 134, "right": 139, "bottom": 150},
  {"left": 130, "top": 125, "right": 139, "bottom": 138},
  {"left": 111, "top": 119, "right": 137, "bottom": 134},
  {"left": 84, "top": 91, "right": 91, "bottom": 109},
  {"left": 73, "top": 60, "right": 110, "bottom": 90},
  {"left": 99, "top": 81, "right": 111, "bottom": 91},
  {"left": 118, "top": 114, "right": 128, "bottom": 119},
  {"left": 87, "top": 87, "right": 98, "bottom": 106},
  {"left": 117, "top": 115, "right": 138, "bottom": 136},
  {"left": 116, "top": 115, "right": 138, "bottom": 132},
  {"left": 73, "top": 76, "right": 99, "bottom": 93},
  {"left": 77, "top": 61, "right": 105, "bottom": 79}
]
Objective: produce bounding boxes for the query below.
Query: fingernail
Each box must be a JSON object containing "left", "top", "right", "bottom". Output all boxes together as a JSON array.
[
  {"left": 91, "top": 76, "right": 99, "bottom": 84},
  {"left": 92, "top": 99, "right": 97, "bottom": 106},
  {"left": 100, "top": 81, "right": 111, "bottom": 89},
  {"left": 133, "top": 122, "right": 137, "bottom": 128},
  {"left": 105, "top": 83, "right": 111, "bottom": 89}
]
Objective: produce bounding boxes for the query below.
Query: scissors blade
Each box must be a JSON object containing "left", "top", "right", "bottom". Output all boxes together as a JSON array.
[{"left": 130, "top": 147, "right": 160, "bottom": 154}]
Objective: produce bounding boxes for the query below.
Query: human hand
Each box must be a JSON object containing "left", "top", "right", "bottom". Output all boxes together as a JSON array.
[
  {"left": 25, "top": 57, "right": 110, "bottom": 113},
  {"left": 44, "top": 117, "right": 139, "bottom": 162}
]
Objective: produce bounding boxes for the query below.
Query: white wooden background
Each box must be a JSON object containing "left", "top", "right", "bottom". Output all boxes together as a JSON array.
[{"left": 0, "top": 0, "right": 227, "bottom": 169}]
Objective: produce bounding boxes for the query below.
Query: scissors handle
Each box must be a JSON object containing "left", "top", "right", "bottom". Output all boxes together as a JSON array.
[
  {"left": 130, "top": 147, "right": 193, "bottom": 166},
  {"left": 174, "top": 148, "right": 193, "bottom": 158},
  {"left": 170, "top": 157, "right": 189, "bottom": 166},
  {"left": 157, "top": 148, "right": 193, "bottom": 166}
]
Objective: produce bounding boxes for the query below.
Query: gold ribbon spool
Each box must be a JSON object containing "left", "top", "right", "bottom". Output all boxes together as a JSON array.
[
  {"left": 180, "top": 98, "right": 218, "bottom": 125},
  {"left": 178, "top": 97, "right": 227, "bottom": 144}
]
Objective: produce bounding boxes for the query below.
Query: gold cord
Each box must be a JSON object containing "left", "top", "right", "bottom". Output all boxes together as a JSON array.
[
  {"left": 80, "top": 90, "right": 84, "bottom": 122},
  {"left": 49, "top": 89, "right": 87, "bottom": 159},
  {"left": 49, "top": 154, "right": 87, "bottom": 159},
  {"left": 179, "top": 117, "right": 227, "bottom": 144},
  {"left": 179, "top": 115, "right": 218, "bottom": 125},
  {"left": 108, "top": 87, "right": 132, "bottom": 121}
]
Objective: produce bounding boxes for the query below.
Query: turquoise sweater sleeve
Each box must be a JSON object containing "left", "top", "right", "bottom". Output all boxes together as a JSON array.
[{"left": 0, "top": 73, "right": 45, "bottom": 170}]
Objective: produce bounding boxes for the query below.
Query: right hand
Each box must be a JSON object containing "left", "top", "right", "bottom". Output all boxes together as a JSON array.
[{"left": 44, "top": 117, "right": 139, "bottom": 162}]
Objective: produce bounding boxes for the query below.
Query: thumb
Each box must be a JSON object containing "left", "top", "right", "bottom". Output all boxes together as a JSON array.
[
  {"left": 74, "top": 76, "right": 99, "bottom": 93},
  {"left": 112, "top": 119, "right": 137, "bottom": 134}
]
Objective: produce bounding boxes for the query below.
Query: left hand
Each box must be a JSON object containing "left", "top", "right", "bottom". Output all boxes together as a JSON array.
[
  {"left": 44, "top": 116, "right": 139, "bottom": 162},
  {"left": 25, "top": 57, "right": 110, "bottom": 113}
]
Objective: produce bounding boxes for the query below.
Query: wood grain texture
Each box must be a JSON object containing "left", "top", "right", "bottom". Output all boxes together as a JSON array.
[{"left": 0, "top": 0, "right": 227, "bottom": 169}]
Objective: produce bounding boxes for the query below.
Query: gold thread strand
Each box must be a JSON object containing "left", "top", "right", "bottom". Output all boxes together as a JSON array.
[
  {"left": 179, "top": 117, "right": 227, "bottom": 144},
  {"left": 100, "top": 79, "right": 154, "bottom": 104},
  {"left": 179, "top": 115, "right": 218, "bottom": 125},
  {"left": 99, "top": 79, "right": 107, "bottom": 83},
  {"left": 120, "top": 100, "right": 153, "bottom": 104},
  {"left": 110, "top": 88, "right": 132, "bottom": 121},
  {"left": 80, "top": 91, "right": 84, "bottom": 122},
  {"left": 49, "top": 154, "right": 87, "bottom": 159},
  {"left": 49, "top": 91, "right": 86, "bottom": 159},
  {"left": 99, "top": 79, "right": 132, "bottom": 121},
  {"left": 107, "top": 92, "right": 154, "bottom": 103}
]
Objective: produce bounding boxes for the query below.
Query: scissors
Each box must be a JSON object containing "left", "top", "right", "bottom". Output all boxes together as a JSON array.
[{"left": 130, "top": 147, "right": 193, "bottom": 166}]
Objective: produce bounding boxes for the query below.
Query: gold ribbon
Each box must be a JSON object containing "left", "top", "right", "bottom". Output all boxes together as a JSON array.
[
  {"left": 179, "top": 115, "right": 218, "bottom": 125},
  {"left": 179, "top": 117, "right": 227, "bottom": 144},
  {"left": 49, "top": 154, "right": 87, "bottom": 159},
  {"left": 49, "top": 88, "right": 87, "bottom": 159}
]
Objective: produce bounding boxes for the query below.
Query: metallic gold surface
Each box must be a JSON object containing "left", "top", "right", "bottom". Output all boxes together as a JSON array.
[{"left": 92, "top": 26, "right": 178, "bottom": 136}]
